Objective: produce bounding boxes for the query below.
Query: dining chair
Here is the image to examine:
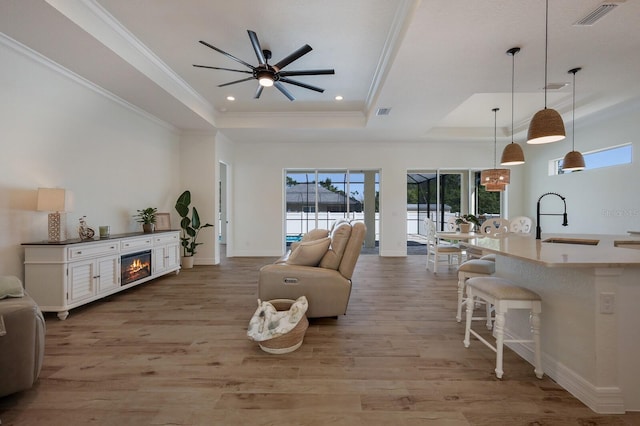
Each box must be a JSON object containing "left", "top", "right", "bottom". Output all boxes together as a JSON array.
[
  {"left": 425, "top": 219, "right": 463, "bottom": 274},
  {"left": 509, "top": 216, "right": 533, "bottom": 234},
  {"left": 479, "top": 218, "right": 510, "bottom": 237}
]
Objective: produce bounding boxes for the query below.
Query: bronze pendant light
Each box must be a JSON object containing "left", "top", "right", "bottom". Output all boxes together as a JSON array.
[
  {"left": 527, "top": 0, "right": 566, "bottom": 144},
  {"left": 501, "top": 47, "right": 526, "bottom": 165},
  {"left": 562, "top": 67, "right": 586, "bottom": 171}
]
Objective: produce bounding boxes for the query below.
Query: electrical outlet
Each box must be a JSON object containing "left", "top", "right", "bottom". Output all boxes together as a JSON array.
[{"left": 600, "top": 292, "right": 615, "bottom": 314}]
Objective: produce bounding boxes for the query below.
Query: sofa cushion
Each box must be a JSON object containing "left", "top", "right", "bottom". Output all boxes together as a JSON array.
[
  {"left": 286, "top": 237, "right": 331, "bottom": 267},
  {"left": 0, "top": 276, "right": 24, "bottom": 300},
  {"left": 320, "top": 222, "right": 352, "bottom": 270},
  {"left": 290, "top": 228, "right": 329, "bottom": 253}
]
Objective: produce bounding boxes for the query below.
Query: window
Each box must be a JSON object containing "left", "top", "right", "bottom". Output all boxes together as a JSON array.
[
  {"left": 285, "top": 170, "right": 379, "bottom": 244},
  {"left": 553, "top": 143, "right": 632, "bottom": 175}
]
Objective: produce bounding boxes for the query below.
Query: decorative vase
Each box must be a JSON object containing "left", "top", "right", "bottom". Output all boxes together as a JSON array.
[
  {"left": 142, "top": 223, "right": 154, "bottom": 233},
  {"left": 459, "top": 223, "right": 473, "bottom": 233},
  {"left": 181, "top": 256, "right": 194, "bottom": 269}
]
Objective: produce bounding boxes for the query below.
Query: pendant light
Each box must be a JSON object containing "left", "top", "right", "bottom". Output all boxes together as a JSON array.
[
  {"left": 562, "top": 67, "right": 585, "bottom": 171},
  {"left": 481, "top": 108, "right": 510, "bottom": 192},
  {"left": 527, "top": 0, "right": 566, "bottom": 145},
  {"left": 501, "top": 47, "right": 525, "bottom": 165}
]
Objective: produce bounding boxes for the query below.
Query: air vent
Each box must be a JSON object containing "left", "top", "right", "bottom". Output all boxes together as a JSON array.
[
  {"left": 574, "top": 2, "right": 621, "bottom": 26},
  {"left": 544, "top": 83, "right": 569, "bottom": 90},
  {"left": 376, "top": 107, "right": 392, "bottom": 116}
]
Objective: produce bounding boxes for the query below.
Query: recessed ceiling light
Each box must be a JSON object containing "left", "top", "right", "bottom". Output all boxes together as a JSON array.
[
  {"left": 335, "top": 95, "right": 343, "bottom": 101},
  {"left": 226, "top": 96, "right": 235, "bottom": 101}
]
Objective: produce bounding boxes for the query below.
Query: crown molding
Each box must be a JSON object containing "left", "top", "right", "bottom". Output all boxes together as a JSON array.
[
  {"left": 0, "top": 32, "right": 178, "bottom": 133},
  {"left": 44, "top": 0, "right": 217, "bottom": 127}
]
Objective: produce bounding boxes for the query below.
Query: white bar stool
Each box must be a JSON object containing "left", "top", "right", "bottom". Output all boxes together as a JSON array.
[
  {"left": 463, "top": 276, "right": 543, "bottom": 380},
  {"left": 456, "top": 259, "right": 495, "bottom": 324}
]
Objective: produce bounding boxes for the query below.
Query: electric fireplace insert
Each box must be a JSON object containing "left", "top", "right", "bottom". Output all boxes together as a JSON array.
[{"left": 121, "top": 250, "right": 152, "bottom": 285}]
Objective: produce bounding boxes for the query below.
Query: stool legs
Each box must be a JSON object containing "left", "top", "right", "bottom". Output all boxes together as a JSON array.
[
  {"left": 456, "top": 276, "right": 465, "bottom": 322},
  {"left": 531, "top": 309, "right": 543, "bottom": 379},
  {"left": 494, "top": 310, "right": 506, "bottom": 379}
]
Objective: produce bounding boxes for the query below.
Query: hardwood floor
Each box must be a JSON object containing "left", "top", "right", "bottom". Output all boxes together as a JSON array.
[{"left": 2, "top": 253, "right": 639, "bottom": 425}]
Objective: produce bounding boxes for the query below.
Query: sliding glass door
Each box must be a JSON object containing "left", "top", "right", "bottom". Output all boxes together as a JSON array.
[{"left": 285, "top": 170, "right": 379, "bottom": 247}]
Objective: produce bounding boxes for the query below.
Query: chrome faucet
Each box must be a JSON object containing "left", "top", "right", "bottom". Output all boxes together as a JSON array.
[{"left": 536, "top": 192, "right": 568, "bottom": 239}]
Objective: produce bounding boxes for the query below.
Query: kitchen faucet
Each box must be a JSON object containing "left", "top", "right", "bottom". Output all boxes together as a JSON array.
[{"left": 536, "top": 192, "right": 568, "bottom": 239}]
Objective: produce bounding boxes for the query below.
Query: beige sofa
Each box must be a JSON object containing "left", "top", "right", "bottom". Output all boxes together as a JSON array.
[
  {"left": 0, "top": 277, "right": 46, "bottom": 398},
  {"left": 258, "top": 221, "right": 366, "bottom": 318}
]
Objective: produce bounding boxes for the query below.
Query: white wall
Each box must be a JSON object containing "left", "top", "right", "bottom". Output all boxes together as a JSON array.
[
  {"left": 228, "top": 138, "right": 495, "bottom": 257},
  {"left": 178, "top": 131, "right": 218, "bottom": 265},
  {"left": 0, "top": 37, "right": 181, "bottom": 279},
  {"left": 522, "top": 100, "right": 639, "bottom": 235}
]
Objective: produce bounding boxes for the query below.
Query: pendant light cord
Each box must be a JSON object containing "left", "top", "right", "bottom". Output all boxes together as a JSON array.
[
  {"left": 571, "top": 71, "right": 575, "bottom": 150},
  {"left": 511, "top": 50, "right": 515, "bottom": 143},
  {"left": 544, "top": 0, "right": 549, "bottom": 109},
  {"left": 493, "top": 107, "right": 499, "bottom": 168}
]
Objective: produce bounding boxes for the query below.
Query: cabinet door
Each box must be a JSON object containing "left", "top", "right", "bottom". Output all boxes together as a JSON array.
[
  {"left": 153, "top": 247, "right": 167, "bottom": 274},
  {"left": 166, "top": 243, "right": 180, "bottom": 270},
  {"left": 96, "top": 255, "right": 120, "bottom": 294},
  {"left": 68, "top": 259, "right": 96, "bottom": 303}
]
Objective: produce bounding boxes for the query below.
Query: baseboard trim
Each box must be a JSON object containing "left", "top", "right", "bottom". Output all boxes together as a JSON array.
[{"left": 504, "top": 330, "right": 625, "bottom": 414}]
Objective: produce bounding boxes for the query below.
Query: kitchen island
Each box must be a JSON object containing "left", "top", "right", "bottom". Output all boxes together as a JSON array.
[{"left": 463, "top": 233, "right": 640, "bottom": 414}]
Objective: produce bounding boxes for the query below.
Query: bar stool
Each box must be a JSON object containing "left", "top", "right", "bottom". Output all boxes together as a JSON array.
[
  {"left": 463, "top": 276, "right": 543, "bottom": 380},
  {"left": 456, "top": 259, "right": 495, "bottom": 324}
]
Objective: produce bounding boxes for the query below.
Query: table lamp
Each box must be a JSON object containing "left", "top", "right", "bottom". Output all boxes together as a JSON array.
[{"left": 37, "top": 188, "right": 67, "bottom": 242}]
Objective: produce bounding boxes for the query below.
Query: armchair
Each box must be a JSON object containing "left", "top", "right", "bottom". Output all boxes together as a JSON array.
[{"left": 258, "top": 221, "right": 366, "bottom": 318}]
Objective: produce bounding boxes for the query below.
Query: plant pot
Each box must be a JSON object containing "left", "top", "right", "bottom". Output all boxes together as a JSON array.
[
  {"left": 459, "top": 223, "right": 473, "bottom": 233},
  {"left": 142, "top": 223, "right": 154, "bottom": 233},
  {"left": 181, "top": 256, "right": 194, "bottom": 269}
]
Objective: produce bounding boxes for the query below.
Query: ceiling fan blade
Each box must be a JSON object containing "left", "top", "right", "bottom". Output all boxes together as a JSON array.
[
  {"left": 193, "top": 64, "right": 252, "bottom": 74},
  {"left": 218, "top": 76, "right": 255, "bottom": 87},
  {"left": 254, "top": 85, "right": 264, "bottom": 99},
  {"left": 279, "top": 69, "right": 335, "bottom": 77},
  {"left": 273, "top": 44, "right": 312, "bottom": 71},
  {"left": 274, "top": 81, "right": 295, "bottom": 101},
  {"left": 279, "top": 77, "right": 324, "bottom": 93},
  {"left": 247, "top": 30, "right": 267, "bottom": 65},
  {"left": 198, "top": 40, "right": 255, "bottom": 70}
]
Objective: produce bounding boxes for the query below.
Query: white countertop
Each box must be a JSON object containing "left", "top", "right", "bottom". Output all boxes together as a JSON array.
[{"left": 464, "top": 232, "right": 640, "bottom": 267}]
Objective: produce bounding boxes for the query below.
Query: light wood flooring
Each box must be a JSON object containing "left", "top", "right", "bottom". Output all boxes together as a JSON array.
[{"left": 2, "top": 253, "right": 639, "bottom": 425}]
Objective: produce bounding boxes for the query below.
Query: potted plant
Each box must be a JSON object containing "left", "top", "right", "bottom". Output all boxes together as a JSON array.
[
  {"left": 175, "top": 190, "right": 213, "bottom": 268},
  {"left": 455, "top": 214, "right": 480, "bottom": 233},
  {"left": 133, "top": 207, "right": 157, "bottom": 233}
]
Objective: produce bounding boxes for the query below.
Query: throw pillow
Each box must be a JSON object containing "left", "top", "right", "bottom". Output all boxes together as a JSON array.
[
  {"left": 0, "top": 276, "right": 24, "bottom": 299},
  {"left": 290, "top": 228, "right": 329, "bottom": 252},
  {"left": 286, "top": 237, "right": 331, "bottom": 267},
  {"left": 320, "top": 222, "right": 352, "bottom": 270}
]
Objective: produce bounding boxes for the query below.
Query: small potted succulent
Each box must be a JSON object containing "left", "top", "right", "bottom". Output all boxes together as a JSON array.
[
  {"left": 133, "top": 207, "right": 157, "bottom": 233},
  {"left": 455, "top": 214, "right": 480, "bottom": 233}
]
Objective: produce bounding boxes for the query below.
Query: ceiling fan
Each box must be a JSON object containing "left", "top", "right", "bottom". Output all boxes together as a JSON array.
[{"left": 193, "top": 30, "right": 335, "bottom": 101}]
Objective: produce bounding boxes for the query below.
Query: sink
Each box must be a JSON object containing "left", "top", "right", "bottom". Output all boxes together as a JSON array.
[
  {"left": 542, "top": 237, "right": 600, "bottom": 246},
  {"left": 614, "top": 240, "right": 640, "bottom": 250}
]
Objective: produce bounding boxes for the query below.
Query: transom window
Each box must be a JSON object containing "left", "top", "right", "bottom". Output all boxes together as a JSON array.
[{"left": 553, "top": 143, "right": 632, "bottom": 175}]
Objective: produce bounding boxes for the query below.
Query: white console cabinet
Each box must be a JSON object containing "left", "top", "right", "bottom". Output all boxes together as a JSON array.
[{"left": 23, "top": 231, "right": 180, "bottom": 320}]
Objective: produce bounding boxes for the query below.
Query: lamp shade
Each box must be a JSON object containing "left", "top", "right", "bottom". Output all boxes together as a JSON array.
[
  {"left": 480, "top": 168, "right": 511, "bottom": 185},
  {"left": 484, "top": 182, "right": 507, "bottom": 192},
  {"left": 527, "top": 108, "right": 566, "bottom": 144},
  {"left": 562, "top": 150, "right": 585, "bottom": 171},
  {"left": 37, "top": 188, "right": 66, "bottom": 212},
  {"left": 500, "top": 142, "right": 525, "bottom": 165}
]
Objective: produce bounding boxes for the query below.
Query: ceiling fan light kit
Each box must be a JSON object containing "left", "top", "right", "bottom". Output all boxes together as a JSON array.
[
  {"left": 501, "top": 47, "right": 525, "bottom": 166},
  {"left": 193, "top": 30, "right": 335, "bottom": 101},
  {"left": 527, "top": 0, "right": 566, "bottom": 144},
  {"left": 562, "top": 67, "right": 586, "bottom": 171}
]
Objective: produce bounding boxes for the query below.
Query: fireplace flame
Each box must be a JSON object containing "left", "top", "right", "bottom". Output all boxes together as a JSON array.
[{"left": 128, "top": 258, "right": 149, "bottom": 274}]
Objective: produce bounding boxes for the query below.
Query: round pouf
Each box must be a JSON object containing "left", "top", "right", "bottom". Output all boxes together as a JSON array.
[{"left": 258, "top": 299, "right": 309, "bottom": 354}]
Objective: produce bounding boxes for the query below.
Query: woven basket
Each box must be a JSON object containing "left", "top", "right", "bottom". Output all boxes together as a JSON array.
[{"left": 258, "top": 299, "right": 309, "bottom": 354}]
